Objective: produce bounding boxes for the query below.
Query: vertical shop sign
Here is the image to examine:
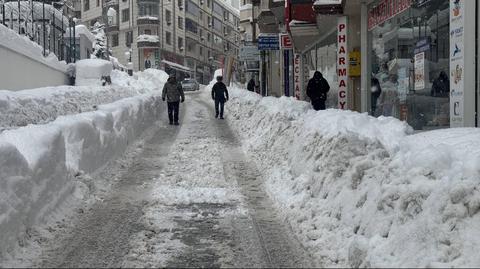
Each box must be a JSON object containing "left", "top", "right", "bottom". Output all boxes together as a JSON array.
[
  {"left": 414, "top": 52, "right": 425, "bottom": 90},
  {"left": 284, "top": 50, "right": 290, "bottom": 96},
  {"left": 337, "top": 16, "right": 348, "bottom": 109},
  {"left": 293, "top": 53, "right": 302, "bottom": 100},
  {"left": 450, "top": 0, "right": 464, "bottom": 127}
]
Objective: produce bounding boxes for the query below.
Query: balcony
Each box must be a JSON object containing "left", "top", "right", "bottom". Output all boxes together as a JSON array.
[
  {"left": 137, "top": 16, "right": 160, "bottom": 25},
  {"left": 137, "top": 34, "right": 160, "bottom": 48}
]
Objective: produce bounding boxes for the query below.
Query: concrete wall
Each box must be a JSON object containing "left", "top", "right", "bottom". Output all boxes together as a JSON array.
[{"left": 0, "top": 45, "right": 68, "bottom": 91}]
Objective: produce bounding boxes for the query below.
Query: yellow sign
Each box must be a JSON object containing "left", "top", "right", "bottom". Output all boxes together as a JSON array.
[{"left": 349, "top": 50, "right": 361, "bottom": 77}]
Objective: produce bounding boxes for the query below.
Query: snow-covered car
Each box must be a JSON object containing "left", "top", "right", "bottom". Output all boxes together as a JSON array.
[
  {"left": 181, "top": 79, "right": 199, "bottom": 91},
  {"left": 75, "top": 59, "right": 113, "bottom": 86}
]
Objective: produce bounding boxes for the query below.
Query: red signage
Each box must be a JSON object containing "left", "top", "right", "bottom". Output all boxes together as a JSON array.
[
  {"left": 368, "top": 0, "right": 412, "bottom": 30},
  {"left": 280, "top": 34, "right": 293, "bottom": 49}
]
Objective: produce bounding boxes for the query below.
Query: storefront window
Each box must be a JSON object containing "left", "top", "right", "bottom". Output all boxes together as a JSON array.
[
  {"left": 305, "top": 31, "right": 338, "bottom": 109},
  {"left": 369, "top": 0, "right": 450, "bottom": 130}
]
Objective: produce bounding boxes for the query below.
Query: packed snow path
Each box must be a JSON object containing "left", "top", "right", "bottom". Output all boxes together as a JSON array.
[{"left": 31, "top": 91, "right": 315, "bottom": 267}]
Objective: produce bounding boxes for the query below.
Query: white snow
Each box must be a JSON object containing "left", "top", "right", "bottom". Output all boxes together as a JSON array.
[
  {"left": 225, "top": 84, "right": 480, "bottom": 267},
  {"left": 64, "top": 25, "right": 96, "bottom": 43},
  {"left": 136, "top": 34, "right": 160, "bottom": 43},
  {"left": 0, "top": 68, "right": 169, "bottom": 259},
  {"left": 0, "top": 68, "right": 168, "bottom": 131},
  {"left": 75, "top": 59, "right": 113, "bottom": 86},
  {"left": 0, "top": 24, "right": 66, "bottom": 72}
]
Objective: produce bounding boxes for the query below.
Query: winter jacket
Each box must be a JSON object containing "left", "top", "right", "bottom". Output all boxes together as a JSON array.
[
  {"left": 162, "top": 79, "right": 185, "bottom": 102},
  {"left": 306, "top": 72, "right": 330, "bottom": 101},
  {"left": 212, "top": 82, "right": 229, "bottom": 101},
  {"left": 247, "top": 79, "right": 255, "bottom": 92}
]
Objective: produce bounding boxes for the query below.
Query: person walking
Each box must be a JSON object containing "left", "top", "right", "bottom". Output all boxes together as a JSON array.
[
  {"left": 162, "top": 74, "right": 185, "bottom": 125},
  {"left": 247, "top": 77, "right": 255, "bottom": 92},
  {"left": 306, "top": 71, "right": 330, "bottom": 111},
  {"left": 211, "top": 76, "right": 229, "bottom": 119}
]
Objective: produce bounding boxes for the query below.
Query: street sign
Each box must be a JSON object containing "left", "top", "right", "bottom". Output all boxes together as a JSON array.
[
  {"left": 280, "top": 34, "right": 292, "bottom": 49},
  {"left": 258, "top": 34, "right": 279, "bottom": 50},
  {"left": 239, "top": 46, "right": 260, "bottom": 61}
]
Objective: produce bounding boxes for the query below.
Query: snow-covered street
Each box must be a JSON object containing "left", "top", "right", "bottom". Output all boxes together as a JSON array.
[{"left": 1, "top": 88, "right": 315, "bottom": 268}]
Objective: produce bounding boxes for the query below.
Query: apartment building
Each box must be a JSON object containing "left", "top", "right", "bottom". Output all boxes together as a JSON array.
[{"left": 79, "top": 0, "right": 239, "bottom": 83}]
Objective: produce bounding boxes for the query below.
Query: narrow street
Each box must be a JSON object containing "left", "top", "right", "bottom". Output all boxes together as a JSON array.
[{"left": 31, "top": 90, "right": 315, "bottom": 268}]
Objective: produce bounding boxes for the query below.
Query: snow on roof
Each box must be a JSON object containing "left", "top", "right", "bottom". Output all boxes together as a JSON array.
[
  {"left": 138, "top": 16, "right": 159, "bottom": 20},
  {"left": 136, "top": 34, "right": 160, "bottom": 43},
  {"left": 161, "top": 60, "right": 191, "bottom": 71},
  {"left": 0, "top": 24, "right": 66, "bottom": 72}
]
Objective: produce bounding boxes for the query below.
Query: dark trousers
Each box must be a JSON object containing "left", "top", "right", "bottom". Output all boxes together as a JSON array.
[
  {"left": 167, "top": 101, "right": 180, "bottom": 123},
  {"left": 311, "top": 99, "right": 326, "bottom": 111},
  {"left": 215, "top": 99, "right": 225, "bottom": 117}
]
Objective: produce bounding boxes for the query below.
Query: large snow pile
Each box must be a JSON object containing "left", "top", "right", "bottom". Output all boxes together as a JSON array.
[
  {"left": 75, "top": 59, "right": 113, "bottom": 86},
  {"left": 0, "top": 69, "right": 167, "bottom": 131},
  {"left": 0, "top": 92, "right": 164, "bottom": 258},
  {"left": 225, "top": 86, "right": 480, "bottom": 267},
  {"left": 0, "top": 24, "right": 66, "bottom": 72}
]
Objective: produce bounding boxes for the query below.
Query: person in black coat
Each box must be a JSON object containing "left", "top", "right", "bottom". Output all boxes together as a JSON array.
[
  {"left": 247, "top": 78, "right": 255, "bottom": 92},
  {"left": 371, "top": 76, "right": 382, "bottom": 116},
  {"left": 211, "top": 76, "right": 229, "bottom": 119},
  {"left": 306, "top": 71, "right": 330, "bottom": 111}
]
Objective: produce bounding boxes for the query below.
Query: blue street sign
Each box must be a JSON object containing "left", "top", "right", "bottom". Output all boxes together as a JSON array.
[{"left": 258, "top": 34, "right": 279, "bottom": 50}]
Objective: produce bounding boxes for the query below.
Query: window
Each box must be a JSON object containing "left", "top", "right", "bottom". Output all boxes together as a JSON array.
[
  {"left": 213, "top": 1, "right": 223, "bottom": 15},
  {"left": 125, "top": 31, "right": 133, "bottom": 47},
  {"left": 144, "top": 29, "right": 151, "bottom": 34},
  {"left": 178, "top": 37, "right": 183, "bottom": 49},
  {"left": 185, "top": 0, "right": 199, "bottom": 16},
  {"left": 139, "top": 3, "right": 159, "bottom": 17},
  {"left": 122, "top": 9, "right": 130, "bottom": 22},
  {"left": 213, "top": 17, "right": 222, "bottom": 31},
  {"left": 83, "top": 0, "right": 89, "bottom": 11},
  {"left": 165, "top": 10, "right": 172, "bottom": 24},
  {"left": 112, "top": 34, "right": 119, "bottom": 47},
  {"left": 166, "top": 31, "right": 172, "bottom": 45},
  {"left": 186, "top": 38, "right": 196, "bottom": 52},
  {"left": 178, "top": 16, "right": 183, "bottom": 29},
  {"left": 185, "top": 18, "right": 198, "bottom": 34}
]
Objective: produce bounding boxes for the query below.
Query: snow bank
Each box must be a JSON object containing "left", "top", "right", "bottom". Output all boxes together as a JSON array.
[
  {"left": 226, "top": 86, "right": 480, "bottom": 267},
  {"left": 0, "top": 92, "right": 164, "bottom": 258},
  {"left": 75, "top": 59, "right": 113, "bottom": 86},
  {"left": 0, "top": 68, "right": 167, "bottom": 131}
]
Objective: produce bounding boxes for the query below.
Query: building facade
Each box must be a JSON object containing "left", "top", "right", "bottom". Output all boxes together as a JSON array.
[
  {"left": 79, "top": 0, "right": 240, "bottom": 83},
  {"left": 246, "top": 0, "right": 480, "bottom": 130}
]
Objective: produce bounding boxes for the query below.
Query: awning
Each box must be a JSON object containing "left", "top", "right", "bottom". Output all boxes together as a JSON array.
[{"left": 161, "top": 60, "right": 191, "bottom": 72}]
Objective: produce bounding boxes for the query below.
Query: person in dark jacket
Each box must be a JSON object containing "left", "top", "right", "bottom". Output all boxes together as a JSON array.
[
  {"left": 371, "top": 76, "right": 382, "bottom": 116},
  {"left": 162, "top": 74, "right": 185, "bottom": 125},
  {"left": 247, "top": 78, "right": 255, "bottom": 92},
  {"left": 306, "top": 71, "right": 330, "bottom": 111},
  {"left": 431, "top": 71, "right": 450, "bottom": 97},
  {"left": 211, "top": 76, "right": 229, "bottom": 119}
]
